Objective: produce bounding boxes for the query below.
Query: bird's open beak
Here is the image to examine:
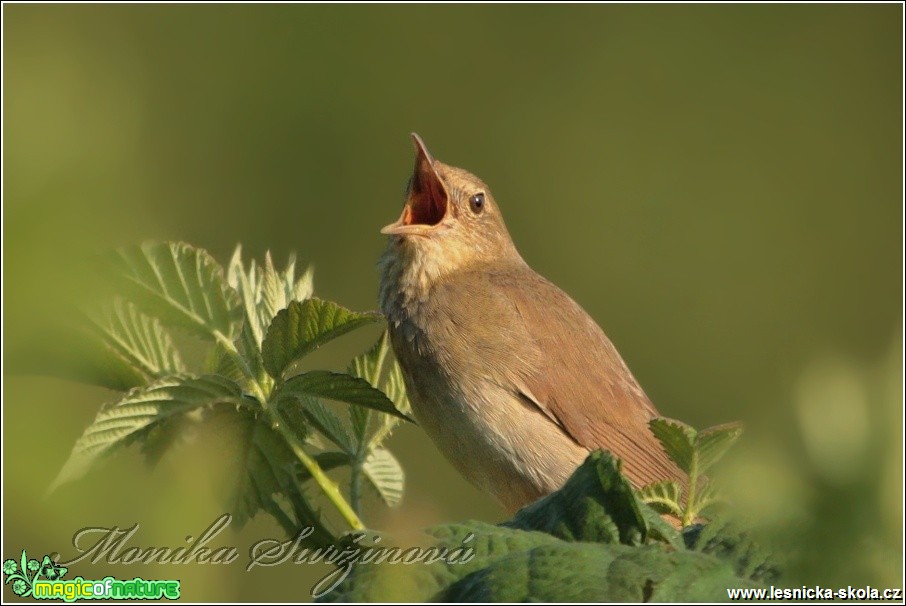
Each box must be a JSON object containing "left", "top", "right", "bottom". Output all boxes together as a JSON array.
[{"left": 381, "top": 133, "right": 449, "bottom": 236}]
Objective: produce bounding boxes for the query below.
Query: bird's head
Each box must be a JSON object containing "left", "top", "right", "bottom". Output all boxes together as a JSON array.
[{"left": 381, "top": 134, "right": 521, "bottom": 275}]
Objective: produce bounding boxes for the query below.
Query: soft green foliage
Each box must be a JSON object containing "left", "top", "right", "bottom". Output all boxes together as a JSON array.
[
  {"left": 262, "top": 299, "right": 383, "bottom": 379},
  {"left": 105, "top": 241, "right": 243, "bottom": 341},
  {"left": 319, "top": 452, "right": 773, "bottom": 602},
  {"left": 49, "top": 241, "right": 410, "bottom": 543},
  {"left": 641, "top": 418, "right": 743, "bottom": 527}
]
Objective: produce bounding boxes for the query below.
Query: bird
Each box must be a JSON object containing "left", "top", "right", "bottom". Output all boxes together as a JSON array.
[{"left": 378, "top": 133, "right": 684, "bottom": 513}]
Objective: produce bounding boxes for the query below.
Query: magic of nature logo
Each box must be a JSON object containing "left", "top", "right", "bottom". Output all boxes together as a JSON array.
[{"left": 2, "top": 549, "right": 180, "bottom": 602}]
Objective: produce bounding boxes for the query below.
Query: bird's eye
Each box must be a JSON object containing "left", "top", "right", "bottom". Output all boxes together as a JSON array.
[{"left": 469, "top": 193, "right": 485, "bottom": 214}]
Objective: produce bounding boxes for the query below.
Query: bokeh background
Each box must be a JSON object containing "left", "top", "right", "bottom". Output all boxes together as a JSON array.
[{"left": 4, "top": 4, "right": 902, "bottom": 601}]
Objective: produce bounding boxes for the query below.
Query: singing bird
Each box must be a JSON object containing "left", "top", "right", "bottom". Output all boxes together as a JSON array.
[{"left": 379, "top": 134, "right": 683, "bottom": 513}]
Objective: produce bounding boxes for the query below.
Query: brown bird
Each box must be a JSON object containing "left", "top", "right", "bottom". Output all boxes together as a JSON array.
[{"left": 379, "top": 134, "right": 683, "bottom": 513}]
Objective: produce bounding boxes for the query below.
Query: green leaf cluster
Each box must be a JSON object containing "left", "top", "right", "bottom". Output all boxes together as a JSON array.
[
  {"left": 49, "top": 241, "right": 410, "bottom": 543},
  {"left": 640, "top": 418, "right": 744, "bottom": 527},
  {"left": 319, "top": 451, "right": 775, "bottom": 602}
]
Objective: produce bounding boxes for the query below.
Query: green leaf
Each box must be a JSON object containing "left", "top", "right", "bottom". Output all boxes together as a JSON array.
[
  {"left": 260, "top": 252, "right": 285, "bottom": 323},
  {"left": 684, "top": 518, "right": 781, "bottom": 583},
  {"left": 276, "top": 391, "right": 355, "bottom": 454},
  {"left": 505, "top": 451, "right": 671, "bottom": 547},
  {"left": 107, "top": 242, "right": 242, "bottom": 341},
  {"left": 319, "top": 454, "right": 764, "bottom": 603},
  {"left": 220, "top": 406, "right": 334, "bottom": 546},
  {"left": 382, "top": 359, "right": 411, "bottom": 417},
  {"left": 223, "top": 407, "right": 292, "bottom": 526},
  {"left": 347, "top": 332, "right": 413, "bottom": 452},
  {"left": 648, "top": 417, "right": 697, "bottom": 474},
  {"left": 695, "top": 422, "right": 744, "bottom": 473},
  {"left": 693, "top": 481, "right": 723, "bottom": 515},
  {"left": 349, "top": 332, "right": 389, "bottom": 386},
  {"left": 49, "top": 375, "right": 250, "bottom": 492},
  {"left": 279, "top": 371, "right": 412, "bottom": 423},
  {"left": 261, "top": 299, "right": 382, "bottom": 379},
  {"left": 293, "top": 264, "right": 314, "bottom": 302},
  {"left": 228, "top": 245, "right": 265, "bottom": 346},
  {"left": 140, "top": 409, "right": 203, "bottom": 467},
  {"left": 638, "top": 480, "right": 684, "bottom": 517},
  {"left": 362, "top": 447, "right": 404, "bottom": 507},
  {"left": 86, "top": 298, "right": 185, "bottom": 380}
]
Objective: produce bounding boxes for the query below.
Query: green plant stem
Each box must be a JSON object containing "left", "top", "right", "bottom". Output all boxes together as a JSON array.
[
  {"left": 272, "top": 409, "right": 365, "bottom": 531},
  {"left": 349, "top": 461, "right": 364, "bottom": 516},
  {"left": 215, "top": 329, "right": 363, "bottom": 531}
]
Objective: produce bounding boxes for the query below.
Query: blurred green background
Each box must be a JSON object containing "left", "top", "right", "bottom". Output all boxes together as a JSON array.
[{"left": 4, "top": 4, "right": 902, "bottom": 601}]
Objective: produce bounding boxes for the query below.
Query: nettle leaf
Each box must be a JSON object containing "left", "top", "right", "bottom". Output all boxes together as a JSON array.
[
  {"left": 320, "top": 453, "right": 766, "bottom": 603},
  {"left": 349, "top": 332, "right": 390, "bottom": 386},
  {"left": 225, "top": 407, "right": 294, "bottom": 527},
  {"left": 261, "top": 299, "right": 382, "bottom": 379},
  {"left": 694, "top": 481, "right": 723, "bottom": 515},
  {"left": 639, "top": 480, "right": 683, "bottom": 518},
  {"left": 383, "top": 360, "right": 411, "bottom": 417},
  {"left": 85, "top": 298, "right": 185, "bottom": 381},
  {"left": 695, "top": 422, "right": 744, "bottom": 473},
  {"left": 348, "top": 332, "right": 412, "bottom": 449},
  {"left": 292, "top": 264, "right": 314, "bottom": 302},
  {"left": 50, "top": 375, "right": 250, "bottom": 492},
  {"left": 649, "top": 418, "right": 697, "bottom": 474},
  {"left": 107, "top": 242, "right": 242, "bottom": 341},
  {"left": 222, "top": 406, "right": 334, "bottom": 545},
  {"left": 228, "top": 246, "right": 265, "bottom": 346},
  {"left": 362, "top": 447, "right": 404, "bottom": 507},
  {"left": 280, "top": 371, "right": 412, "bottom": 423},
  {"left": 275, "top": 389, "right": 355, "bottom": 454},
  {"left": 140, "top": 411, "right": 201, "bottom": 468},
  {"left": 350, "top": 332, "right": 411, "bottom": 414},
  {"left": 228, "top": 246, "right": 316, "bottom": 346}
]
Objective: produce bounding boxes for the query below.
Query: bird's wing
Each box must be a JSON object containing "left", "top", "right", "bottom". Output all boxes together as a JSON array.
[{"left": 489, "top": 267, "right": 684, "bottom": 489}]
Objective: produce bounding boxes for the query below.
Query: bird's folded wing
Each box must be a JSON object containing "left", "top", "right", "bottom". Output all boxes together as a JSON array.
[{"left": 491, "top": 268, "right": 685, "bottom": 489}]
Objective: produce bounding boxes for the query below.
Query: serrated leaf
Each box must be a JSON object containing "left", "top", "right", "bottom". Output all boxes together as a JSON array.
[
  {"left": 349, "top": 331, "right": 391, "bottom": 387},
  {"left": 362, "top": 447, "right": 404, "bottom": 507},
  {"left": 293, "top": 265, "right": 314, "bottom": 302},
  {"left": 260, "top": 251, "right": 286, "bottom": 326},
  {"left": 383, "top": 358, "right": 411, "bottom": 417},
  {"left": 277, "top": 392, "right": 355, "bottom": 454},
  {"left": 286, "top": 256, "right": 314, "bottom": 304},
  {"left": 230, "top": 247, "right": 265, "bottom": 346},
  {"left": 261, "top": 299, "right": 382, "bottom": 379},
  {"left": 226, "top": 244, "right": 244, "bottom": 292},
  {"left": 649, "top": 417, "right": 697, "bottom": 474},
  {"left": 106, "top": 242, "right": 242, "bottom": 341},
  {"left": 279, "top": 371, "right": 413, "bottom": 423},
  {"left": 225, "top": 408, "right": 293, "bottom": 527},
  {"left": 86, "top": 298, "right": 185, "bottom": 380},
  {"left": 140, "top": 409, "right": 203, "bottom": 467},
  {"left": 49, "top": 375, "right": 250, "bottom": 492},
  {"left": 639, "top": 480, "right": 684, "bottom": 517},
  {"left": 222, "top": 406, "right": 333, "bottom": 546},
  {"left": 282, "top": 253, "right": 297, "bottom": 300},
  {"left": 693, "top": 481, "right": 723, "bottom": 515},
  {"left": 695, "top": 422, "right": 744, "bottom": 473},
  {"left": 348, "top": 333, "right": 389, "bottom": 447}
]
